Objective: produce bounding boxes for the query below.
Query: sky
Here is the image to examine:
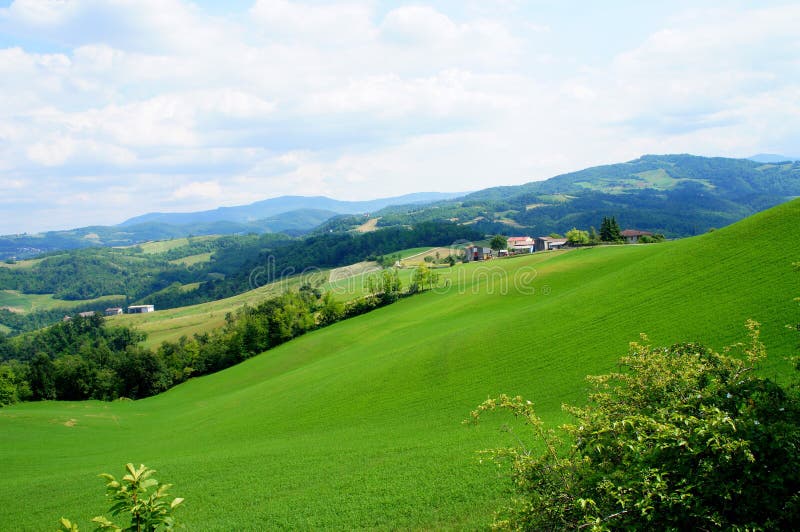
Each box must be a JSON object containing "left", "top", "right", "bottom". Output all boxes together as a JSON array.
[{"left": 0, "top": 0, "right": 799, "bottom": 234}]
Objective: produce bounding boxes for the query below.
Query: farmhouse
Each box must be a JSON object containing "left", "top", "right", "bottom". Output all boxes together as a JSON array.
[
  {"left": 507, "top": 236, "right": 534, "bottom": 252},
  {"left": 105, "top": 307, "right": 123, "bottom": 316},
  {"left": 464, "top": 245, "right": 493, "bottom": 262},
  {"left": 534, "top": 236, "right": 568, "bottom": 252},
  {"left": 621, "top": 229, "right": 653, "bottom": 244},
  {"left": 127, "top": 304, "right": 155, "bottom": 314},
  {"left": 78, "top": 311, "right": 96, "bottom": 318}
]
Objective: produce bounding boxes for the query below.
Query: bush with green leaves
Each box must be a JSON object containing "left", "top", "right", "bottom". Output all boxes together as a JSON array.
[
  {"left": 59, "top": 463, "right": 183, "bottom": 532},
  {"left": 468, "top": 321, "right": 800, "bottom": 530}
]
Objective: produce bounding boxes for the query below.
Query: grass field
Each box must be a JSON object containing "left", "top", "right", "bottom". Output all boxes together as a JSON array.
[
  {"left": 0, "top": 257, "right": 45, "bottom": 270},
  {"left": 1, "top": 200, "right": 799, "bottom": 530},
  {"left": 0, "top": 290, "right": 123, "bottom": 314},
  {"left": 112, "top": 263, "right": 407, "bottom": 347},
  {"left": 168, "top": 252, "right": 213, "bottom": 266},
  {"left": 122, "top": 235, "right": 220, "bottom": 254}
]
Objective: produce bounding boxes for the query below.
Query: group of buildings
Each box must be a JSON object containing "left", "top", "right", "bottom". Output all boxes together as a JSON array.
[
  {"left": 464, "top": 230, "right": 653, "bottom": 262},
  {"left": 64, "top": 305, "right": 155, "bottom": 322},
  {"left": 105, "top": 305, "right": 155, "bottom": 316}
]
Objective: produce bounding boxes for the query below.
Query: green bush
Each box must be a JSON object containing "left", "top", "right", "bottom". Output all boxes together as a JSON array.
[
  {"left": 469, "top": 321, "right": 800, "bottom": 530},
  {"left": 60, "top": 463, "right": 183, "bottom": 532}
]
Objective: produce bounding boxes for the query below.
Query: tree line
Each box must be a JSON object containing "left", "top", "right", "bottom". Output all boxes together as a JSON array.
[
  {"left": 0, "top": 265, "right": 436, "bottom": 407},
  {"left": 1, "top": 221, "right": 479, "bottom": 335}
]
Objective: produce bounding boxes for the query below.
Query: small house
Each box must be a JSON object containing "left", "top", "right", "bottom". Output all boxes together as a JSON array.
[
  {"left": 507, "top": 236, "right": 534, "bottom": 252},
  {"left": 105, "top": 307, "right": 123, "bottom": 316},
  {"left": 534, "top": 237, "right": 568, "bottom": 252},
  {"left": 127, "top": 304, "right": 155, "bottom": 314},
  {"left": 464, "top": 245, "right": 493, "bottom": 262},
  {"left": 78, "top": 311, "right": 96, "bottom": 318},
  {"left": 620, "top": 229, "right": 653, "bottom": 244}
]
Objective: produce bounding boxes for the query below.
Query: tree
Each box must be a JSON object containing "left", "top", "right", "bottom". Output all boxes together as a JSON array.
[
  {"left": 589, "top": 226, "right": 599, "bottom": 244},
  {"left": 599, "top": 216, "right": 623, "bottom": 243},
  {"left": 29, "top": 352, "right": 56, "bottom": 400},
  {"left": 469, "top": 322, "right": 800, "bottom": 530},
  {"left": 0, "top": 363, "right": 18, "bottom": 406},
  {"left": 565, "top": 228, "right": 590, "bottom": 245},
  {"left": 60, "top": 463, "right": 184, "bottom": 532},
  {"left": 490, "top": 235, "right": 508, "bottom": 252}
]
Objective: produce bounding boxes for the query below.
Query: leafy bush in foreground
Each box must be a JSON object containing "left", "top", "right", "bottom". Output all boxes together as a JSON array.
[
  {"left": 469, "top": 321, "right": 800, "bottom": 530},
  {"left": 59, "top": 463, "right": 183, "bottom": 532}
]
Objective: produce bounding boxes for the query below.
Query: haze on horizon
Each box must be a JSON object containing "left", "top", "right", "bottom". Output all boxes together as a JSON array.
[{"left": 1, "top": 0, "right": 799, "bottom": 234}]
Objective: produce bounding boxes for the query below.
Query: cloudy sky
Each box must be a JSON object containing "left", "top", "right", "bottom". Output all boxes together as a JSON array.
[{"left": 1, "top": 0, "right": 799, "bottom": 233}]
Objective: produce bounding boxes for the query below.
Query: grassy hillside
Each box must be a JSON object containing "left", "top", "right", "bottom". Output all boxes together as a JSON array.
[
  {"left": 1, "top": 200, "right": 798, "bottom": 530},
  {"left": 322, "top": 154, "right": 800, "bottom": 238}
]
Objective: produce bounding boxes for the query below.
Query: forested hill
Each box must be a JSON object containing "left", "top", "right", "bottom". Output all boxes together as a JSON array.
[{"left": 320, "top": 155, "right": 800, "bottom": 237}]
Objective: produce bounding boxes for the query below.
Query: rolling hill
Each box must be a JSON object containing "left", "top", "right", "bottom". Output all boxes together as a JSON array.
[
  {"left": 120, "top": 192, "right": 465, "bottom": 226},
  {"left": 0, "top": 193, "right": 463, "bottom": 260},
  {"left": 0, "top": 200, "right": 798, "bottom": 530},
  {"left": 324, "top": 154, "right": 800, "bottom": 238}
]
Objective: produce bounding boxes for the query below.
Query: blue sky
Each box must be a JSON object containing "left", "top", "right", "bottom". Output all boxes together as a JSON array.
[{"left": 0, "top": 0, "right": 798, "bottom": 233}]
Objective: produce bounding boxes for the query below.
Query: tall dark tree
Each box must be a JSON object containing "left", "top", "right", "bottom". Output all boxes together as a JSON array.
[
  {"left": 28, "top": 352, "right": 56, "bottom": 400},
  {"left": 600, "top": 216, "right": 623, "bottom": 242}
]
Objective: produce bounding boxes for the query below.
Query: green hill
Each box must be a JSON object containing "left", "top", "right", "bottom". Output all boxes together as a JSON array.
[
  {"left": 326, "top": 154, "right": 800, "bottom": 238},
  {"left": 1, "top": 199, "right": 798, "bottom": 530}
]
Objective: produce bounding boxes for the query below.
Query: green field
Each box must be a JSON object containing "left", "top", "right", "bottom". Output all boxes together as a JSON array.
[
  {"left": 112, "top": 263, "right": 414, "bottom": 347},
  {"left": 0, "top": 290, "right": 122, "bottom": 314},
  {"left": 168, "top": 252, "right": 213, "bottom": 266},
  {"left": 126, "top": 235, "right": 220, "bottom": 255},
  {"left": 1, "top": 201, "right": 799, "bottom": 530}
]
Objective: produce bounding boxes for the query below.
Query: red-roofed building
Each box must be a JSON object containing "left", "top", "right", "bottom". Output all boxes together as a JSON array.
[
  {"left": 621, "top": 229, "right": 653, "bottom": 244},
  {"left": 507, "top": 236, "right": 534, "bottom": 252}
]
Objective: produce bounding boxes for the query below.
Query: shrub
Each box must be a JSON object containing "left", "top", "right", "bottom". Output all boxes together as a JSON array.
[
  {"left": 60, "top": 463, "right": 184, "bottom": 532},
  {"left": 468, "top": 322, "right": 800, "bottom": 530}
]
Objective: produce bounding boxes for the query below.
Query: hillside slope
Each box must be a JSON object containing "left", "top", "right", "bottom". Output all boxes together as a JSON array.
[
  {"left": 336, "top": 154, "right": 800, "bottom": 238},
  {"left": 1, "top": 199, "right": 798, "bottom": 529},
  {"left": 120, "top": 192, "right": 465, "bottom": 226}
]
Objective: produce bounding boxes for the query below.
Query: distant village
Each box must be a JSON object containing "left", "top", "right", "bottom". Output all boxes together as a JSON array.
[
  {"left": 64, "top": 304, "right": 155, "bottom": 322},
  {"left": 464, "top": 229, "right": 653, "bottom": 262}
]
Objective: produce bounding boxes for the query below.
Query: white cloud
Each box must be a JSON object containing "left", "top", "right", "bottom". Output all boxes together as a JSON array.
[
  {"left": 172, "top": 180, "right": 223, "bottom": 200},
  {"left": 0, "top": 1, "right": 798, "bottom": 233}
]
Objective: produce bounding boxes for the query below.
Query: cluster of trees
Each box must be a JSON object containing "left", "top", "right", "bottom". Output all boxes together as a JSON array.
[
  {"left": 1, "top": 221, "right": 480, "bottom": 335},
  {"left": 0, "top": 265, "right": 437, "bottom": 406},
  {"left": 0, "top": 314, "right": 155, "bottom": 403},
  {"left": 470, "top": 321, "right": 800, "bottom": 530}
]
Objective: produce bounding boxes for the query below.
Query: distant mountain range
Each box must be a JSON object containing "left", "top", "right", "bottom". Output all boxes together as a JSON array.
[
  {"left": 3, "top": 154, "right": 800, "bottom": 260},
  {"left": 0, "top": 192, "right": 464, "bottom": 260},
  {"left": 748, "top": 153, "right": 799, "bottom": 163},
  {"left": 120, "top": 192, "right": 465, "bottom": 226},
  {"left": 317, "top": 154, "right": 800, "bottom": 238}
]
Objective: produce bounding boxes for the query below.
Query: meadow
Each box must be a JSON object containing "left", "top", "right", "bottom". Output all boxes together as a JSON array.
[{"left": 1, "top": 200, "right": 798, "bottom": 530}]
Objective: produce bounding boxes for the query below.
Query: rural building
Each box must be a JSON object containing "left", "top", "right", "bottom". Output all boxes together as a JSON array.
[
  {"left": 621, "top": 229, "right": 653, "bottom": 244},
  {"left": 464, "top": 245, "right": 493, "bottom": 262},
  {"left": 534, "top": 237, "right": 568, "bottom": 252},
  {"left": 507, "top": 236, "right": 534, "bottom": 252},
  {"left": 78, "top": 311, "right": 96, "bottom": 318},
  {"left": 127, "top": 304, "right": 155, "bottom": 314},
  {"left": 105, "top": 307, "right": 123, "bottom": 316}
]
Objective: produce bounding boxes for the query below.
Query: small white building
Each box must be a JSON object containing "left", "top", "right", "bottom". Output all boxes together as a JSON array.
[
  {"left": 127, "top": 304, "right": 155, "bottom": 314},
  {"left": 464, "top": 246, "right": 493, "bottom": 262},
  {"left": 105, "top": 307, "right": 123, "bottom": 316},
  {"left": 534, "top": 237, "right": 568, "bottom": 252},
  {"left": 507, "top": 236, "right": 534, "bottom": 253}
]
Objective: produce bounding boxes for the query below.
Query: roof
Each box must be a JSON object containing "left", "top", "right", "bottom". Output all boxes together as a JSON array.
[
  {"left": 536, "top": 237, "right": 568, "bottom": 243},
  {"left": 105, "top": 307, "right": 122, "bottom": 311},
  {"left": 621, "top": 229, "right": 653, "bottom": 237}
]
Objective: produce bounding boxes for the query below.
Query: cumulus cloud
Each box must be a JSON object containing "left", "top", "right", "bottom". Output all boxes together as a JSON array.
[{"left": 0, "top": 1, "right": 797, "bottom": 233}]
